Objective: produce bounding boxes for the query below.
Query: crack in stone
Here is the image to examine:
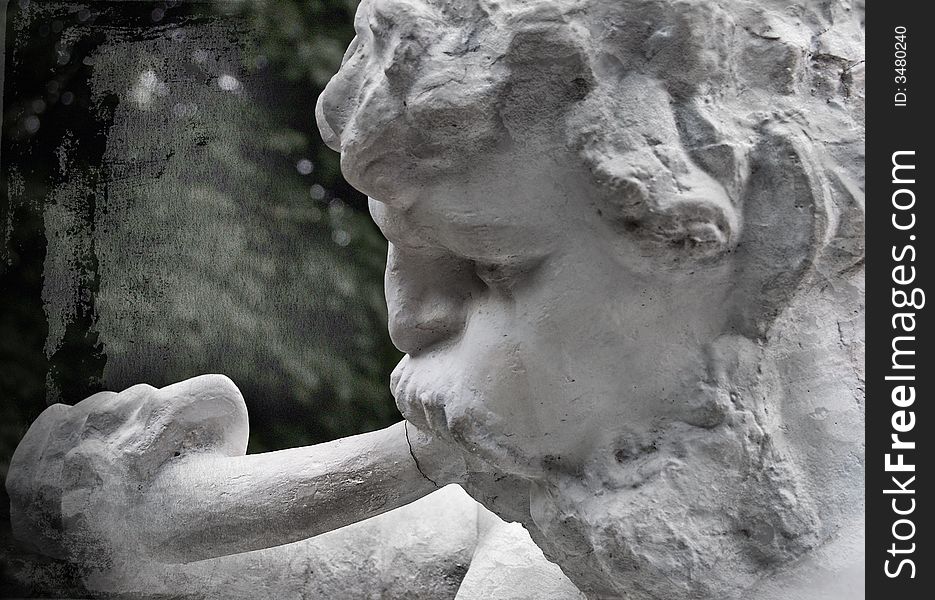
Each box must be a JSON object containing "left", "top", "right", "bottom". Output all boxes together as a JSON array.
[{"left": 405, "top": 421, "right": 440, "bottom": 488}]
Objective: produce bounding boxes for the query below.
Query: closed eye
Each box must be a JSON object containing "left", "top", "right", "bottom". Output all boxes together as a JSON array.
[
  {"left": 474, "top": 257, "right": 544, "bottom": 292},
  {"left": 475, "top": 263, "right": 514, "bottom": 288}
]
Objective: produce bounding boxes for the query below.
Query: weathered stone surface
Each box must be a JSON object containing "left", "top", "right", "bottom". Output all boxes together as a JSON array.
[{"left": 8, "top": 0, "right": 864, "bottom": 598}]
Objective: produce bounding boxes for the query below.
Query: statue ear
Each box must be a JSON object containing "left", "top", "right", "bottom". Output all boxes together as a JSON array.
[{"left": 729, "top": 128, "right": 829, "bottom": 339}]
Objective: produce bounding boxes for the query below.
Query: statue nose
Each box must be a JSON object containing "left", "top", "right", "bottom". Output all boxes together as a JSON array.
[
  {"left": 384, "top": 244, "right": 472, "bottom": 355},
  {"left": 388, "top": 300, "right": 464, "bottom": 355}
]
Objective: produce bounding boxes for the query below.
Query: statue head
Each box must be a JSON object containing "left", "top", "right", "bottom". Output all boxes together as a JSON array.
[{"left": 317, "top": 0, "right": 864, "bottom": 596}]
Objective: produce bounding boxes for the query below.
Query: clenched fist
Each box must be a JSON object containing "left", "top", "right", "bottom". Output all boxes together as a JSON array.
[{"left": 7, "top": 375, "right": 249, "bottom": 565}]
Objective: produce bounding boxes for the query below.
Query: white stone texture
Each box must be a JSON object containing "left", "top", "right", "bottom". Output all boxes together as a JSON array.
[{"left": 8, "top": 0, "right": 865, "bottom": 598}]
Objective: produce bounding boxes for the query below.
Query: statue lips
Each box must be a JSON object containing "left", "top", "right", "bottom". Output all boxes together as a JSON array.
[
  {"left": 392, "top": 354, "right": 449, "bottom": 434},
  {"left": 391, "top": 355, "right": 545, "bottom": 478}
]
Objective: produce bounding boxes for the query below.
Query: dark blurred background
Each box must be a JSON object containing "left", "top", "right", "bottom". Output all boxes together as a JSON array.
[{"left": 0, "top": 1, "right": 402, "bottom": 595}]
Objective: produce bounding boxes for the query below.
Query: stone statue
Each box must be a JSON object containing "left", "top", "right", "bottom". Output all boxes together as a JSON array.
[{"left": 7, "top": 0, "right": 865, "bottom": 598}]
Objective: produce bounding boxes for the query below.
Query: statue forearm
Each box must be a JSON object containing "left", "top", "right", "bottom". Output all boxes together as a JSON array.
[
  {"left": 9, "top": 377, "right": 465, "bottom": 566},
  {"left": 140, "top": 421, "right": 455, "bottom": 562}
]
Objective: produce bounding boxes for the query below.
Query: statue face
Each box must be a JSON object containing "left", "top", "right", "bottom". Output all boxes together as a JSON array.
[
  {"left": 373, "top": 177, "right": 733, "bottom": 478},
  {"left": 318, "top": 0, "right": 742, "bottom": 476}
]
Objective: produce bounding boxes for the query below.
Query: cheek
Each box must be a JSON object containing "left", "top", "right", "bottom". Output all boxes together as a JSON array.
[
  {"left": 519, "top": 306, "right": 629, "bottom": 428},
  {"left": 450, "top": 307, "right": 534, "bottom": 422},
  {"left": 451, "top": 296, "right": 597, "bottom": 432},
  {"left": 508, "top": 269, "right": 696, "bottom": 426}
]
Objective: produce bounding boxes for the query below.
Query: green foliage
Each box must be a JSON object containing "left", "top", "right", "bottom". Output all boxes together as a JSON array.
[
  {"left": 213, "top": 0, "right": 404, "bottom": 452},
  {"left": 1, "top": 0, "right": 400, "bottom": 477},
  {"left": 229, "top": 0, "right": 359, "bottom": 87}
]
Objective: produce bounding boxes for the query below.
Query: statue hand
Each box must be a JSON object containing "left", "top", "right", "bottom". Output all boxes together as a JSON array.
[{"left": 6, "top": 374, "right": 248, "bottom": 565}]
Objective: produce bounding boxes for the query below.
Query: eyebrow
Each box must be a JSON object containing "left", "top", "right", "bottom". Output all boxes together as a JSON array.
[{"left": 373, "top": 200, "right": 554, "bottom": 260}]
